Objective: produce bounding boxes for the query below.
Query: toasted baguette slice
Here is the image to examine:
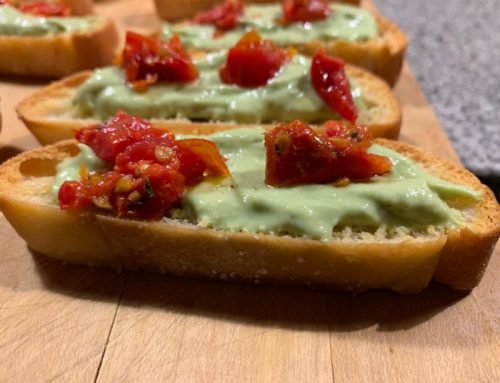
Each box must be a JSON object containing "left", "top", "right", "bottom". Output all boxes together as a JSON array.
[
  {"left": 17, "top": 65, "right": 402, "bottom": 145},
  {"left": 0, "top": 15, "right": 118, "bottom": 78},
  {"left": 0, "top": 139, "right": 498, "bottom": 294},
  {"left": 158, "top": 1, "right": 407, "bottom": 86},
  {"left": 154, "top": 0, "right": 361, "bottom": 21}
]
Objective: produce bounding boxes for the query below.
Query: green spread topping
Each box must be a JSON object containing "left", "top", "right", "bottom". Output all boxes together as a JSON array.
[
  {"left": 54, "top": 129, "right": 481, "bottom": 242},
  {"left": 162, "top": 4, "right": 378, "bottom": 51},
  {"left": 0, "top": 5, "right": 97, "bottom": 36},
  {"left": 73, "top": 52, "right": 364, "bottom": 123},
  {"left": 52, "top": 143, "right": 107, "bottom": 199},
  {"left": 180, "top": 128, "right": 480, "bottom": 241}
]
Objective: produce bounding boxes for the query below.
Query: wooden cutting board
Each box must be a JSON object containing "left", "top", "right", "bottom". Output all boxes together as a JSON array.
[{"left": 0, "top": 1, "right": 498, "bottom": 382}]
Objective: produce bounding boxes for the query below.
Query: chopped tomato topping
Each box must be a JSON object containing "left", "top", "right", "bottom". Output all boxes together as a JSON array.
[
  {"left": 76, "top": 111, "right": 175, "bottom": 163},
  {"left": 18, "top": 1, "right": 70, "bottom": 17},
  {"left": 219, "top": 30, "right": 288, "bottom": 88},
  {"left": 265, "top": 120, "right": 392, "bottom": 186},
  {"left": 282, "top": 0, "right": 331, "bottom": 24},
  {"left": 193, "top": 0, "right": 244, "bottom": 31},
  {"left": 122, "top": 31, "right": 199, "bottom": 90},
  {"left": 176, "top": 139, "right": 231, "bottom": 179},
  {"left": 310, "top": 50, "right": 358, "bottom": 123},
  {"left": 61, "top": 112, "right": 229, "bottom": 219}
]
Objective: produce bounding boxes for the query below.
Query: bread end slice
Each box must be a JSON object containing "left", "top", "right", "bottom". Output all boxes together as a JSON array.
[
  {"left": 0, "top": 17, "right": 118, "bottom": 78},
  {"left": 379, "top": 139, "right": 500, "bottom": 290},
  {"left": 0, "top": 139, "right": 498, "bottom": 293}
]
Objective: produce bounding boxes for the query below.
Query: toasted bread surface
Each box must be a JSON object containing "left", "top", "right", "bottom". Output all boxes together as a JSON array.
[
  {"left": 0, "top": 139, "right": 498, "bottom": 293},
  {"left": 16, "top": 65, "right": 401, "bottom": 144},
  {"left": 383, "top": 140, "right": 500, "bottom": 290},
  {"left": 0, "top": 16, "right": 118, "bottom": 78}
]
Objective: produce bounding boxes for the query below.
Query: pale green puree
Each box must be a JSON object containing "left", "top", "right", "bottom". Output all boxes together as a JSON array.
[
  {"left": 162, "top": 4, "right": 378, "bottom": 50},
  {"left": 52, "top": 143, "right": 107, "bottom": 197},
  {"left": 54, "top": 128, "right": 480, "bottom": 242},
  {"left": 73, "top": 52, "right": 364, "bottom": 123},
  {"left": 0, "top": 5, "right": 96, "bottom": 36}
]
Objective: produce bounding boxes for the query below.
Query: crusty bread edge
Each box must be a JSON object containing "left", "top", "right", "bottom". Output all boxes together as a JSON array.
[
  {"left": 0, "top": 17, "right": 118, "bottom": 78},
  {"left": 0, "top": 139, "right": 498, "bottom": 293},
  {"left": 301, "top": 15, "right": 408, "bottom": 86},
  {"left": 378, "top": 139, "right": 500, "bottom": 290},
  {"left": 16, "top": 65, "right": 401, "bottom": 144}
]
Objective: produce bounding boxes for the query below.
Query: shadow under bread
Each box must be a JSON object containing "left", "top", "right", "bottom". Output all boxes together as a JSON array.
[{"left": 30, "top": 249, "right": 468, "bottom": 339}]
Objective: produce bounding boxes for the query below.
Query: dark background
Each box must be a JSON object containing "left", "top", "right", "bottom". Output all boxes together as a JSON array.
[{"left": 375, "top": 0, "right": 500, "bottom": 200}]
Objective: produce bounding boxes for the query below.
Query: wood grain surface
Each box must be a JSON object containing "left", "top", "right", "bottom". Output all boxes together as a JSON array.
[{"left": 0, "top": 1, "right": 498, "bottom": 382}]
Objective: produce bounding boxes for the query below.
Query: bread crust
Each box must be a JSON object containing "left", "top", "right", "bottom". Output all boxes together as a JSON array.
[
  {"left": 154, "top": 0, "right": 361, "bottom": 21},
  {"left": 156, "top": 0, "right": 407, "bottom": 85},
  {"left": 299, "top": 15, "right": 407, "bottom": 87},
  {"left": 0, "top": 139, "right": 498, "bottom": 293},
  {"left": 16, "top": 65, "right": 401, "bottom": 144},
  {"left": 380, "top": 140, "right": 500, "bottom": 290},
  {"left": 0, "top": 17, "right": 119, "bottom": 78}
]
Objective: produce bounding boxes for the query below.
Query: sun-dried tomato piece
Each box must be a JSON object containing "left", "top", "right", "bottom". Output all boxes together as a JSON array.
[
  {"left": 322, "top": 120, "right": 371, "bottom": 151},
  {"left": 265, "top": 120, "right": 392, "bottom": 186},
  {"left": 193, "top": 0, "right": 244, "bottom": 31},
  {"left": 61, "top": 112, "right": 230, "bottom": 219},
  {"left": 282, "top": 0, "right": 331, "bottom": 24},
  {"left": 122, "top": 31, "right": 199, "bottom": 90},
  {"left": 219, "top": 30, "right": 288, "bottom": 88},
  {"left": 311, "top": 50, "right": 358, "bottom": 123},
  {"left": 18, "top": 1, "right": 70, "bottom": 17},
  {"left": 177, "top": 139, "right": 231, "bottom": 179}
]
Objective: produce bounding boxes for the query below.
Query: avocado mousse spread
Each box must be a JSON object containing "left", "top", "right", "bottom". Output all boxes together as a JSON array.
[
  {"left": 54, "top": 127, "right": 480, "bottom": 242},
  {"left": 162, "top": 3, "right": 378, "bottom": 51},
  {"left": 72, "top": 52, "right": 364, "bottom": 124},
  {"left": 0, "top": 5, "right": 96, "bottom": 36}
]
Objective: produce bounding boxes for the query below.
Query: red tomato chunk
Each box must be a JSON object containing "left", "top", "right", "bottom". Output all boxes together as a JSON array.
[
  {"left": 122, "top": 31, "right": 199, "bottom": 90},
  {"left": 60, "top": 112, "right": 230, "bottom": 219},
  {"left": 219, "top": 30, "right": 288, "bottom": 88},
  {"left": 311, "top": 50, "right": 358, "bottom": 123},
  {"left": 265, "top": 120, "right": 392, "bottom": 187},
  {"left": 193, "top": 0, "right": 244, "bottom": 31},
  {"left": 282, "top": 0, "right": 331, "bottom": 24}
]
